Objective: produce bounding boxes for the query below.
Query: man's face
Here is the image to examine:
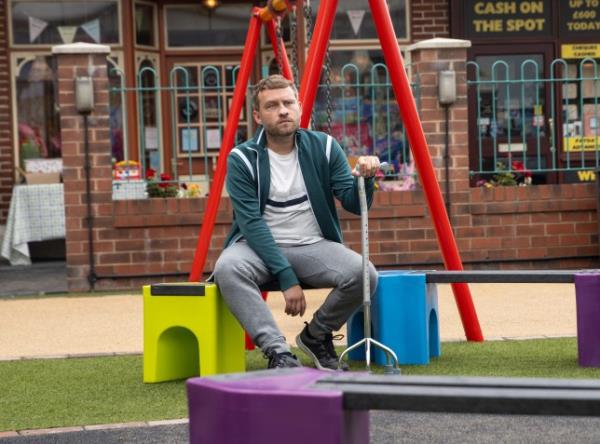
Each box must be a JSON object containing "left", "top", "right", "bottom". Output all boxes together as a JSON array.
[{"left": 253, "top": 86, "right": 301, "bottom": 138}]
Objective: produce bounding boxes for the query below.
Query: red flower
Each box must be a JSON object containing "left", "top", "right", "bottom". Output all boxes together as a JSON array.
[
  {"left": 146, "top": 168, "right": 156, "bottom": 179},
  {"left": 511, "top": 160, "right": 532, "bottom": 180},
  {"left": 511, "top": 160, "right": 525, "bottom": 171},
  {"left": 158, "top": 172, "right": 172, "bottom": 188}
]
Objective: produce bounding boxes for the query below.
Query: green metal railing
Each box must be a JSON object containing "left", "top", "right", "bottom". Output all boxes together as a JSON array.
[
  {"left": 468, "top": 57, "right": 600, "bottom": 185},
  {"left": 109, "top": 62, "right": 420, "bottom": 198}
]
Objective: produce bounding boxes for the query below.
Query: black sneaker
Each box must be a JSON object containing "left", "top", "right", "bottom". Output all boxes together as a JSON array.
[
  {"left": 296, "top": 323, "right": 349, "bottom": 372},
  {"left": 265, "top": 351, "right": 302, "bottom": 369}
]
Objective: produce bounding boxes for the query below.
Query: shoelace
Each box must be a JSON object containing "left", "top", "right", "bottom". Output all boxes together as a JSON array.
[
  {"left": 324, "top": 334, "right": 345, "bottom": 358},
  {"left": 264, "top": 351, "right": 294, "bottom": 368}
]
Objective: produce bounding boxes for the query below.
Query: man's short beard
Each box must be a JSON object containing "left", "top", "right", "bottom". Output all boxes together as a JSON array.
[{"left": 265, "top": 121, "right": 299, "bottom": 138}]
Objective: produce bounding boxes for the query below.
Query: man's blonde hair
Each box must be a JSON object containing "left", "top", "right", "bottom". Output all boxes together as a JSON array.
[{"left": 252, "top": 74, "right": 297, "bottom": 110}]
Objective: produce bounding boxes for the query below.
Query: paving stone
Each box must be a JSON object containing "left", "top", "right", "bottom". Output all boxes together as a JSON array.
[
  {"left": 19, "top": 426, "right": 83, "bottom": 436},
  {"left": 0, "top": 431, "right": 19, "bottom": 438}
]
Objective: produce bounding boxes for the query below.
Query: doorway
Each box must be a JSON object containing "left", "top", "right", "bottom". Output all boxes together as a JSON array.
[{"left": 467, "top": 44, "right": 555, "bottom": 185}]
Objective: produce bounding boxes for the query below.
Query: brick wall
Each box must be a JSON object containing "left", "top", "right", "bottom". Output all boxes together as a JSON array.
[
  {"left": 411, "top": 0, "right": 450, "bottom": 40},
  {"left": 82, "top": 185, "right": 597, "bottom": 292},
  {"left": 56, "top": 42, "right": 600, "bottom": 292},
  {"left": 0, "top": 1, "right": 13, "bottom": 224}
]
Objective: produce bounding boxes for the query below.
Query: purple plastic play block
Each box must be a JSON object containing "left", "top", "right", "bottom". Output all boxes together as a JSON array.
[
  {"left": 187, "top": 368, "right": 369, "bottom": 444},
  {"left": 575, "top": 272, "right": 600, "bottom": 367}
]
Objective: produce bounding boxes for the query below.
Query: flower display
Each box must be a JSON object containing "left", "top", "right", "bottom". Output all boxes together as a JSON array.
[
  {"left": 477, "top": 160, "right": 532, "bottom": 188},
  {"left": 146, "top": 170, "right": 179, "bottom": 198},
  {"left": 145, "top": 168, "right": 205, "bottom": 198}
]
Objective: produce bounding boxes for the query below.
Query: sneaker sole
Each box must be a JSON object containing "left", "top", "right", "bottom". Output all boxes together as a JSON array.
[{"left": 295, "top": 334, "right": 338, "bottom": 372}]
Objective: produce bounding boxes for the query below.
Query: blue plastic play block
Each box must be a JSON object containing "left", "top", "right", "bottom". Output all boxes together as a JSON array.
[{"left": 347, "top": 270, "right": 440, "bottom": 365}]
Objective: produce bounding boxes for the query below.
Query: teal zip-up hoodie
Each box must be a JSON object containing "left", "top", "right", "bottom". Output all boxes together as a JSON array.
[{"left": 224, "top": 127, "right": 375, "bottom": 291}]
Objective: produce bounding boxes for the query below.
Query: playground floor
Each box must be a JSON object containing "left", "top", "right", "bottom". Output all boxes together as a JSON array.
[
  {"left": 0, "top": 282, "right": 592, "bottom": 444},
  {"left": 0, "top": 283, "right": 577, "bottom": 360}
]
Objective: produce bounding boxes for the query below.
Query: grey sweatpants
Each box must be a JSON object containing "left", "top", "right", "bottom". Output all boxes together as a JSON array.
[{"left": 213, "top": 239, "right": 378, "bottom": 355}]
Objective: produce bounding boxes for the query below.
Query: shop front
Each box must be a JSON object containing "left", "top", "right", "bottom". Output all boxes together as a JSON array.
[
  {"left": 452, "top": 0, "right": 600, "bottom": 184},
  {"left": 1, "top": 0, "right": 411, "bottom": 220}
]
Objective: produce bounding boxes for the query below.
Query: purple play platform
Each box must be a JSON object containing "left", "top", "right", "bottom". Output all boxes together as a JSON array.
[
  {"left": 187, "top": 368, "right": 369, "bottom": 444},
  {"left": 575, "top": 272, "right": 600, "bottom": 367}
]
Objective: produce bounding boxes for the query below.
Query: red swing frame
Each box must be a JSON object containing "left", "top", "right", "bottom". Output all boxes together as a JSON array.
[{"left": 188, "top": 0, "right": 484, "bottom": 342}]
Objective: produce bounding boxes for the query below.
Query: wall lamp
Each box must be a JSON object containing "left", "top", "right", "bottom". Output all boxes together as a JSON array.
[{"left": 202, "top": 0, "right": 219, "bottom": 9}]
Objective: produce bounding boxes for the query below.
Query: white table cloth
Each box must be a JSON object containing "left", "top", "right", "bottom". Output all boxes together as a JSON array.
[{"left": 1, "top": 184, "right": 65, "bottom": 266}]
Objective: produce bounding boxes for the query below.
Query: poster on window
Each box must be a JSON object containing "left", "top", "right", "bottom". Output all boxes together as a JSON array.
[
  {"left": 566, "top": 107, "right": 600, "bottom": 152},
  {"left": 181, "top": 128, "right": 199, "bottom": 152},
  {"left": 584, "top": 106, "right": 600, "bottom": 136},
  {"left": 206, "top": 128, "right": 221, "bottom": 149},
  {"left": 144, "top": 127, "right": 158, "bottom": 150}
]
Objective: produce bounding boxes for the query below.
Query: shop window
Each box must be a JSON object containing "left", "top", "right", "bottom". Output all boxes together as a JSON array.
[
  {"left": 468, "top": 53, "right": 554, "bottom": 185},
  {"left": 15, "top": 54, "right": 125, "bottom": 168},
  {"left": 135, "top": 2, "right": 156, "bottom": 47},
  {"left": 15, "top": 55, "right": 61, "bottom": 167},
  {"left": 309, "top": 0, "right": 408, "bottom": 41},
  {"left": 172, "top": 63, "right": 248, "bottom": 157},
  {"left": 561, "top": 61, "right": 600, "bottom": 151},
  {"left": 165, "top": 4, "right": 252, "bottom": 48},
  {"left": 474, "top": 54, "right": 546, "bottom": 141},
  {"left": 11, "top": 1, "right": 119, "bottom": 45}
]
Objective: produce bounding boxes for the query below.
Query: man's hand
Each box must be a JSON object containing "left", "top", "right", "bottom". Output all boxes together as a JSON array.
[
  {"left": 282, "top": 284, "right": 306, "bottom": 317},
  {"left": 352, "top": 156, "right": 381, "bottom": 178}
]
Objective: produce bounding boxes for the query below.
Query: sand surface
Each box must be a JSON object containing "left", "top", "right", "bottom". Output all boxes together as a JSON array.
[{"left": 0, "top": 283, "right": 576, "bottom": 360}]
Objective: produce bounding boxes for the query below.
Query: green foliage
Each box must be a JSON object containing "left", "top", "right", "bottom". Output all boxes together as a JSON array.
[
  {"left": 146, "top": 180, "right": 179, "bottom": 198},
  {"left": 490, "top": 162, "right": 518, "bottom": 186},
  {"left": 477, "top": 161, "right": 533, "bottom": 187}
]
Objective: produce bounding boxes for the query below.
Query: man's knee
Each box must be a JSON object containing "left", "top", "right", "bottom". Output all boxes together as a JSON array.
[
  {"left": 214, "top": 254, "right": 244, "bottom": 284},
  {"left": 338, "top": 260, "right": 377, "bottom": 291}
]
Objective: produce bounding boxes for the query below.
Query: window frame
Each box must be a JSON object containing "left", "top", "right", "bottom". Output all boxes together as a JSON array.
[
  {"left": 8, "top": 0, "right": 123, "bottom": 49},
  {"left": 134, "top": 0, "right": 159, "bottom": 50},
  {"left": 10, "top": 50, "right": 125, "bottom": 181},
  {"left": 163, "top": 3, "right": 254, "bottom": 51},
  {"left": 134, "top": 52, "right": 164, "bottom": 172},
  {"left": 306, "top": 0, "right": 411, "bottom": 45}
]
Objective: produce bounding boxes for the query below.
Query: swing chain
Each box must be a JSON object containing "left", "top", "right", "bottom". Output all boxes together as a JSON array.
[
  {"left": 275, "top": 17, "right": 285, "bottom": 76},
  {"left": 324, "top": 44, "right": 333, "bottom": 133},
  {"left": 289, "top": 6, "right": 299, "bottom": 86},
  {"left": 303, "top": 1, "right": 315, "bottom": 128},
  {"left": 303, "top": 1, "right": 313, "bottom": 46}
]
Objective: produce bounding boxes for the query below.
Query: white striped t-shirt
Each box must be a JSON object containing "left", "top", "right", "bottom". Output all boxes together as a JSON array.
[{"left": 263, "top": 147, "right": 323, "bottom": 245}]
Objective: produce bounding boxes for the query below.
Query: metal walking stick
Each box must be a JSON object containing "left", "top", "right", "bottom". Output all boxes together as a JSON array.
[{"left": 338, "top": 165, "right": 401, "bottom": 374}]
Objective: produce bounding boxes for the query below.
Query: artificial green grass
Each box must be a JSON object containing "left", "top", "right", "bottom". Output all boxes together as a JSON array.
[{"left": 1, "top": 337, "right": 599, "bottom": 432}]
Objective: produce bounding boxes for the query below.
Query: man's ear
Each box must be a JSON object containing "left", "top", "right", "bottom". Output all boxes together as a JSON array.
[{"left": 253, "top": 109, "right": 262, "bottom": 126}]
